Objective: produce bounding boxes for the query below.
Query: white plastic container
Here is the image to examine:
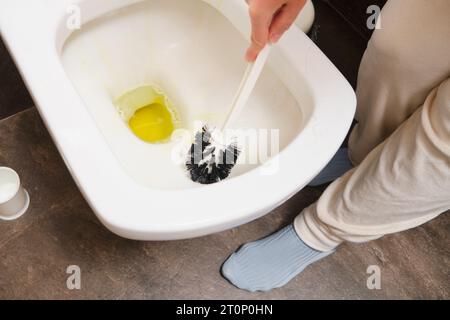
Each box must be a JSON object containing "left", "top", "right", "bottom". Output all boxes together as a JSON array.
[{"left": 0, "top": 167, "right": 30, "bottom": 221}]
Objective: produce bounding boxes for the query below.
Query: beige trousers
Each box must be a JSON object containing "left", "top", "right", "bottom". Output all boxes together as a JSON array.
[{"left": 295, "top": 0, "right": 450, "bottom": 252}]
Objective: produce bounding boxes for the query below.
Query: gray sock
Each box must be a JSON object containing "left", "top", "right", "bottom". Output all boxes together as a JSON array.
[
  {"left": 221, "top": 224, "right": 333, "bottom": 292},
  {"left": 309, "top": 148, "right": 353, "bottom": 186}
]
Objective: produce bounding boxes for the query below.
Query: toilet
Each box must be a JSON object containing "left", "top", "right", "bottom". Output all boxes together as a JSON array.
[{"left": 0, "top": 0, "right": 356, "bottom": 240}]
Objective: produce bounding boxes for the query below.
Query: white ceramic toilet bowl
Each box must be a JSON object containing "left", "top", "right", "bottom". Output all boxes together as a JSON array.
[{"left": 0, "top": 0, "right": 356, "bottom": 240}]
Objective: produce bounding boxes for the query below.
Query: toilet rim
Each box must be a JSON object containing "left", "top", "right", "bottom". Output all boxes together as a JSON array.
[{"left": 0, "top": 0, "right": 356, "bottom": 239}]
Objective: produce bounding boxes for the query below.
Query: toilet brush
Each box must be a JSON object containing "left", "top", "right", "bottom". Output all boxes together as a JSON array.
[{"left": 186, "top": 45, "right": 272, "bottom": 184}]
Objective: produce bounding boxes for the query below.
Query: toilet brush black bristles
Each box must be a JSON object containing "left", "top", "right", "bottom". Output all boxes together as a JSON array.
[{"left": 186, "top": 126, "right": 240, "bottom": 185}]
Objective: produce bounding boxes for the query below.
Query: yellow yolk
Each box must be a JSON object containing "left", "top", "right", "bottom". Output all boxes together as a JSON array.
[{"left": 129, "top": 103, "right": 174, "bottom": 143}]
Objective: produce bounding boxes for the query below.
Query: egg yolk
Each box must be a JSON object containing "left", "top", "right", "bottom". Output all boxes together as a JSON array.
[{"left": 128, "top": 103, "right": 174, "bottom": 143}]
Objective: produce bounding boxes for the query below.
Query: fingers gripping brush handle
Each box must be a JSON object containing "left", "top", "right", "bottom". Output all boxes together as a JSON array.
[{"left": 186, "top": 46, "right": 271, "bottom": 185}]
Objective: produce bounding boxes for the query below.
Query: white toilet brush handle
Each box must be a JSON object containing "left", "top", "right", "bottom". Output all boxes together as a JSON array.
[{"left": 221, "top": 45, "right": 272, "bottom": 130}]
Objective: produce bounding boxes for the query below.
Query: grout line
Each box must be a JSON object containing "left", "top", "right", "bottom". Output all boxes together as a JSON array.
[{"left": 0, "top": 105, "right": 35, "bottom": 125}]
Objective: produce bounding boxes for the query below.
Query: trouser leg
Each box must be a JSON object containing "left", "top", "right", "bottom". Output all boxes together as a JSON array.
[
  {"left": 294, "top": 0, "right": 450, "bottom": 251},
  {"left": 349, "top": 0, "right": 450, "bottom": 164},
  {"left": 296, "top": 79, "right": 450, "bottom": 251}
]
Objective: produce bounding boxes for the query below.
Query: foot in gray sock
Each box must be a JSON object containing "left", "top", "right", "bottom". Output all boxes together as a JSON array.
[{"left": 221, "top": 224, "right": 334, "bottom": 292}]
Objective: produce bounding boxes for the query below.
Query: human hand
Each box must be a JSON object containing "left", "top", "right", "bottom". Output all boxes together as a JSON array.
[{"left": 246, "top": 0, "right": 307, "bottom": 61}]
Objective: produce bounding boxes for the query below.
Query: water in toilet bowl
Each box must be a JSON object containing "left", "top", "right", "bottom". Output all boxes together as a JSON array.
[{"left": 115, "top": 85, "right": 180, "bottom": 144}]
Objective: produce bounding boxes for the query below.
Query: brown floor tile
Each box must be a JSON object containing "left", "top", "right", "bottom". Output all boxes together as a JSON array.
[{"left": 0, "top": 39, "right": 33, "bottom": 120}]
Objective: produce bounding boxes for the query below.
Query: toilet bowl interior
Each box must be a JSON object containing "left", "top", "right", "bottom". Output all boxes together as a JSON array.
[{"left": 61, "top": 0, "right": 304, "bottom": 190}]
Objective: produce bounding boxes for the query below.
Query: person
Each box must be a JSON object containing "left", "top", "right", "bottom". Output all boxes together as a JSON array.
[{"left": 222, "top": 0, "right": 450, "bottom": 292}]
